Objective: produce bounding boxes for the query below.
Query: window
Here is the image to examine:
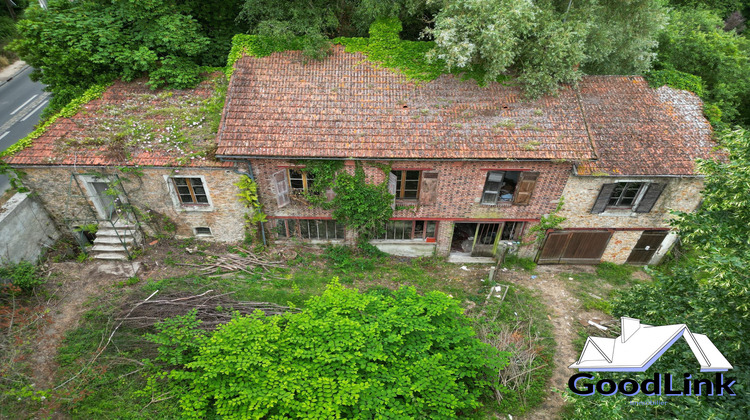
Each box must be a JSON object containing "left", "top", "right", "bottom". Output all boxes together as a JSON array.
[
  {"left": 480, "top": 171, "right": 539, "bottom": 205},
  {"left": 591, "top": 182, "right": 665, "bottom": 214},
  {"left": 288, "top": 169, "right": 316, "bottom": 193},
  {"left": 275, "top": 219, "right": 345, "bottom": 240},
  {"left": 194, "top": 227, "right": 212, "bottom": 236},
  {"left": 607, "top": 182, "right": 645, "bottom": 208},
  {"left": 374, "top": 220, "right": 438, "bottom": 241},
  {"left": 391, "top": 170, "right": 421, "bottom": 199},
  {"left": 172, "top": 177, "right": 209, "bottom": 205}
]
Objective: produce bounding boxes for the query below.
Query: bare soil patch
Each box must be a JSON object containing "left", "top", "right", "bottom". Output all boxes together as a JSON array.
[{"left": 497, "top": 265, "right": 617, "bottom": 420}]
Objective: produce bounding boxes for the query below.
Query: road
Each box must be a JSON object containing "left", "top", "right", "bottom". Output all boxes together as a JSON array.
[{"left": 0, "top": 65, "right": 49, "bottom": 193}]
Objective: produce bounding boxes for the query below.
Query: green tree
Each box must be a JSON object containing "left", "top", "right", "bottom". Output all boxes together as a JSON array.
[
  {"left": 425, "top": 0, "right": 667, "bottom": 97},
  {"left": 654, "top": 8, "right": 750, "bottom": 125},
  {"left": 150, "top": 281, "right": 508, "bottom": 419},
  {"left": 8, "top": 0, "right": 240, "bottom": 113},
  {"left": 582, "top": 128, "right": 750, "bottom": 418}
]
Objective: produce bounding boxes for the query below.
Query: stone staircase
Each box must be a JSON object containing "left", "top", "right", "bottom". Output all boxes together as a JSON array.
[{"left": 91, "top": 221, "right": 142, "bottom": 261}]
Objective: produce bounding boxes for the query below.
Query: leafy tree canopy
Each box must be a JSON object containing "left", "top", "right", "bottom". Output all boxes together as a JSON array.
[
  {"left": 653, "top": 8, "right": 750, "bottom": 126},
  {"left": 149, "top": 281, "right": 508, "bottom": 419},
  {"left": 604, "top": 128, "right": 750, "bottom": 417},
  {"left": 9, "top": 0, "right": 243, "bottom": 113},
  {"left": 426, "top": 0, "right": 668, "bottom": 97}
]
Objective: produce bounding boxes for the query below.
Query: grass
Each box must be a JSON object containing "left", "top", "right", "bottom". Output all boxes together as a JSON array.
[
  {"left": 561, "top": 263, "right": 642, "bottom": 314},
  {"left": 12, "top": 244, "right": 558, "bottom": 418}
]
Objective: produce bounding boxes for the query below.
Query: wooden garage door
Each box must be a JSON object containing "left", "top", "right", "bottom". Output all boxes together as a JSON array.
[
  {"left": 626, "top": 230, "right": 668, "bottom": 264},
  {"left": 537, "top": 230, "right": 612, "bottom": 264}
]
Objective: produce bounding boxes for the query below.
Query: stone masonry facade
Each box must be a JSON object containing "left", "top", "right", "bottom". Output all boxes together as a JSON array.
[
  {"left": 555, "top": 175, "right": 704, "bottom": 263},
  {"left": 20, "top": 166, "right": 246, "bottom": 243}
]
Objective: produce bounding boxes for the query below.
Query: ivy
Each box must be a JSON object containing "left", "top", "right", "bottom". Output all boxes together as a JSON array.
[
  {"left": 225, "top": 34, "right": 305, "bottom": 80},
  {"left": 526, "top": 197, "right": 566, "bottom": 247},
  {"left": 294, "top": 159, "right": 344, "bottom": 206},
  {"left": 235, "top": 176, "right": 267, "bottom": 244},
  {"left": 148, "top": 281, "right": 509, "bottom": 419},
  {"left": 330, "top": 164, "right": 394, "bottom": 241}
]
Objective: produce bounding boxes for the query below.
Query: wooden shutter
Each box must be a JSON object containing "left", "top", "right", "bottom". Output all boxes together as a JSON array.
[
  {"left": 272, "top": 170, "right": 290, "bottom": 208},
  {"left": 635, "top": 183, "right": 665, "bottom": 213},
  {"left": 591, "top": 183, "right": 617, "bottom": 214},
  {"left": 388, "top": 172, "right": 397, "bottom": 210},
  {"left": 513, "top": 171, "right": 539, "bottom": 205},
  {"left": 419, "top": 171, "right": 439, "bottom": 206}
]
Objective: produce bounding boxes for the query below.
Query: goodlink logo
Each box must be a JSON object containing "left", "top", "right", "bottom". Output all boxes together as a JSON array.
[{"left": 567, "top": 317, "right": 736, "bottom": 397}]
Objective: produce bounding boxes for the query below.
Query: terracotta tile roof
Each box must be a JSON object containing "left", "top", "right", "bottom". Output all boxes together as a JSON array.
[
  {"left": 217, "top": 46, "right": 596, "bottom": 161},
  {"left": 5, "top": 76, "right": 231, "bottom": 168},
  {"left": 217, "top": 47, "right": 719, "bottom": 176},
  {"left": 575, "top": 77, "right": 719, "bottom": 176}
]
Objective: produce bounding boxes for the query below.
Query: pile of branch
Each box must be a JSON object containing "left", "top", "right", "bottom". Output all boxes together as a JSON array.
[
  {"left": 120, "top": 290, "right": 299, "bottom": 330},
  {"left": 178, "top": 248, "right": 286, "bottom": 275}
]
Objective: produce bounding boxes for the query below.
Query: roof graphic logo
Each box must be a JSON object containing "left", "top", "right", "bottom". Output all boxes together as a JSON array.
[{"left": 570, "top": 317, "right": 733, "bottom": 372}]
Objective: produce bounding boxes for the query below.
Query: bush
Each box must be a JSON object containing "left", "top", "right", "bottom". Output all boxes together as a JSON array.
[
  {"left": 0, "top": 261, "right": 44, "bottom": 293},
  {"left": 149, "top": 281, "right": 509, "bottom": 418}
]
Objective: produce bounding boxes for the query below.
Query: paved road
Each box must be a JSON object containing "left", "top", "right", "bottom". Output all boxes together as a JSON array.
[{"left": 0, "top": 65, "right": 48, "bottom": 193}]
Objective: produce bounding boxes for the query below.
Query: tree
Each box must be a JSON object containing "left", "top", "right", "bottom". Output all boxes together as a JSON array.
[
  {"left": 654, "top": 8, "right": 750, "bottom": 126},
  {"left": 425, "top": 0, "right": 667, "bottom": 97},
  {"left": 8, "top": 0, "right": 240, "bottom": 113},
  {"left": 597, "top": 128, "right": 750, "bottom": 418},
  {"left": 149, "top": 282, "right": 508, "bottom": 418}
]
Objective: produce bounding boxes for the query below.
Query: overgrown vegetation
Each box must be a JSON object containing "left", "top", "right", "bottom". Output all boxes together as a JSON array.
[
  {"left": 146, "top": 281, "right": 508, "bottom": 418},
  {"left": 563, "top": 128, "right": 750, "bottom": 417},
  {"left": 0, "top": 247, "right": 556, "bottom": 418},
  {"left": 0, "top": 0, "right": 28, "bottom": 68}
]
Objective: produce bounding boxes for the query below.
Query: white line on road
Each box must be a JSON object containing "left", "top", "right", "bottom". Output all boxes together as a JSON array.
[
  {"left": 0, "top": 131, "right": 8, "bottom": 141},
  {"left": 10, "top": 94, "right": 38, "bottom": 115},
  {"left": 21, "top": 100, "right": 48, "bottom": 122}
]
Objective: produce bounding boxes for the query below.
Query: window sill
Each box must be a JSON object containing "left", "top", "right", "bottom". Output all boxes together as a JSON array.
[
  {"left": 600, "top": 208, "right": 639, "bottom": 217},
  {"left": 480, "top": 201, "right": 514, "bottom": 207},
  {"left": 177, "top": 204, "right": 214, "bottom": 212}
]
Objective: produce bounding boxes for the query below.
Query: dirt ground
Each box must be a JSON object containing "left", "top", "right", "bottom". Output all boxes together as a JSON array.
[
  {"left": 497, "top": 265, "right": 618, "bottom": 420},
  {"left": 20, "top": 244, "right": 632, "bottom": 420}
]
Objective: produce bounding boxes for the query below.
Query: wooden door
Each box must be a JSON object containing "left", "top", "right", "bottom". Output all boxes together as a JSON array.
[
  {"left": 537, "top": 230, "right": 612, "bottom": 264},
  {"left": 626, "top": 230, "right": 668, "bottom": 264}
]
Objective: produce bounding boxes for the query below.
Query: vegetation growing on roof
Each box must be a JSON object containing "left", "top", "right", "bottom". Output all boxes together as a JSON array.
[{"left": 51, "top": 74, "right": 226, "bottom": 165}]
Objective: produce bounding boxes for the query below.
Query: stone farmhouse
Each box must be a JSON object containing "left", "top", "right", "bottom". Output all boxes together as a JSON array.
[{"left": 4, "top": 45, "right": 718, "bottom": 264}]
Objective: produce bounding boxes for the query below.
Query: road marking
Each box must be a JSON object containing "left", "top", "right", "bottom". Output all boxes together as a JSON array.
[
  {"left": 10, "top": 94, "right": 38, "bottom": 115},
  {"left": 0, "top": 131, "right": 8, "bottom": 141},
  {"left": 0, "top": 92, "right": 50, "bottom": 137},
  {"left": 21, "top": 100, "right": 48, "bottom": 122}
]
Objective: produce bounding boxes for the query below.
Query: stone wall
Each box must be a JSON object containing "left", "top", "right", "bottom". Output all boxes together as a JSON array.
[
  {"left": 555, "top": 175, "right": 703, "bottom": 264},
  {"left": 0, "top": 192, "right": 60, "bottom": 263},
  {"left": 251, "top": 159, "right": 569, "bottom": 256},
  {"left": 20, "top": 166, "right": 246, "bottom": 243}
]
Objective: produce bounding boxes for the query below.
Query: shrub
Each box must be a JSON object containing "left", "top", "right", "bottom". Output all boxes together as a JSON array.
[
  {"left": 150, "top": 281, "right": 509, "bottom": 418},
  {"left": 0, "top": 261, "right": 44, "bottom": 293}
]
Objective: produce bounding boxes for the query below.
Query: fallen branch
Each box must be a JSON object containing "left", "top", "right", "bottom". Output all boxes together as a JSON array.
[
  {"left": 119, "top": 290, "right": 299, "bottom": 330},
  {"left": 54, "top": 290, "right": 159, "bottom": 390}
]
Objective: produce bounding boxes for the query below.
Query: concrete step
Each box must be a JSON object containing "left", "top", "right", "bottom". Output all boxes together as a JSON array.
[
  {"left": 93, "top": 252, "right": 128, "bottom": 261},
  {"left": 92, "top": 244, "right": 131, "bottom": 253},
  {"left": 94, "top": 236, "right": 135, "bottom": 245},
  {"left": 97, "top": 227, "right": 137, "bottom": 236}
]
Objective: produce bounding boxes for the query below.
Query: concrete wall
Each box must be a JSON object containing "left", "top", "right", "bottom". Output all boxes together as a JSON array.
[
  {"left": 0, "top": 192, "right": 60, "bottom": 263},
  {"left": 554, "top": 175, "right": 703, "bottom": 264},
  {"left": 19, "top": 166, "right": 246, "bottom": 242},
  {"left": 252, "top": 159, "right": 569, "bottom": 256}
]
